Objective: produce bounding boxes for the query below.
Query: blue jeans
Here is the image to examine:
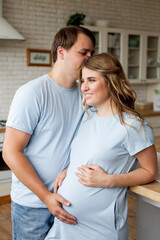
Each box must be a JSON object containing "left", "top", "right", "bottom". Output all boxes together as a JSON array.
[{"left": 12, "top": 201, "right": 54, "bottom": 240}]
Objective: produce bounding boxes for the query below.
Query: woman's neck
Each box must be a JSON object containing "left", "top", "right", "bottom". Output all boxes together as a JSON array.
[{"left": 96, "top": 101, "right": 117, "bottom": 118}]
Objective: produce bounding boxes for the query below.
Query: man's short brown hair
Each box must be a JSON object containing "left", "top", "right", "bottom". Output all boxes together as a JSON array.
[{"left": 51, "top": 26, "right": 95, "bottom": 63}]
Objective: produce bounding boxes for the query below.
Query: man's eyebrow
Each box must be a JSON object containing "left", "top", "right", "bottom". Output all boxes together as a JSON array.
[{"left": 80, "top": 48, "right": 94, "bottom": 52}]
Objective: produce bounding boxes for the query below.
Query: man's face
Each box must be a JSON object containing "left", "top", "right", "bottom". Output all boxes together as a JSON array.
[{"left": 63, "top": 33, "right": 95, "bottom": 81}]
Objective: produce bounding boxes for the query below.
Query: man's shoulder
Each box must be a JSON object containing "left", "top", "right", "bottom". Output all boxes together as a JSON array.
[
  {"left": 17, "top": 74, "right": 50, "bottom": 95},
  {"left": 25, "top": 74, "right": 48, "bottom": 88}
]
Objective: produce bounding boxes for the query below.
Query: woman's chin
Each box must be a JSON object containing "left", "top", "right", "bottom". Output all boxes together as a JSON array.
[{"left": 85, "top": 100, "right": 95, "bottom": 107}]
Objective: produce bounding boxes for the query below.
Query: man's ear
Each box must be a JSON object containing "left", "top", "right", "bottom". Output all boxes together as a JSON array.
[{"left": 57, "top": 46, "right": 65, "bottom": 60}]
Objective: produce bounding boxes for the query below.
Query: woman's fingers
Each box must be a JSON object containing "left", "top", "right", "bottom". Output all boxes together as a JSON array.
[
  {"left": 75, "top": 172, "right": 86, "bottom": 181},
  {"left": 53, "top": 168, "right": 68, "bottom": 193}
]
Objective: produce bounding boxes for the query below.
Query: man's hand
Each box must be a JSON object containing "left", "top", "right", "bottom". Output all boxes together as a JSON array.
[
  {"left": 44, "top": 192, "right": 77, "bottom": 225},
  {"left": 54, "top": 168, "right": 68, "bottom": 193}
]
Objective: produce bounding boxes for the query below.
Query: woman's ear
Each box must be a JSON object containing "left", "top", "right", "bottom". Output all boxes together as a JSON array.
[{"left": 57, "top": 46, "right": 65, "bottom": 60}]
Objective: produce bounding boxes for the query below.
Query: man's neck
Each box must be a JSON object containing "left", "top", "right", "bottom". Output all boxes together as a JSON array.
[{"left": 48, "top": 64, "right": 76, "bottom": 89}]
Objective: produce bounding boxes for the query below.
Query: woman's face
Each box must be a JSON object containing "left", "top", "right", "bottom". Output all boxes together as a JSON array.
[{"left": 81, "top": 67, "right": 111, "bottom": 109}]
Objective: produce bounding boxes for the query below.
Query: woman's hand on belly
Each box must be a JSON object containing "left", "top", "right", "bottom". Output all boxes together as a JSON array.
[
  {"left": 54, "top": 168, "right": 68, "bottom": 193},
  {"left": 76, "top": 164, "right": 111, "bottom": 188}
]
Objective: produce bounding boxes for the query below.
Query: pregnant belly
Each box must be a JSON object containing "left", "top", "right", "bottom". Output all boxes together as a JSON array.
[{"left": 58, "top": 172, "right": 117, "bottom": 222}]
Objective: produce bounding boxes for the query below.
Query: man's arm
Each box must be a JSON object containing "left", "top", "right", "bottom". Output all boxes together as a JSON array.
[{"left": 3, "top": 127, "right": 76, "bottom": 224}]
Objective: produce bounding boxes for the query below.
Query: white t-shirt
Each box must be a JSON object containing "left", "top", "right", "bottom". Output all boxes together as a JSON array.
[{"left": 6, "top": 74, "right": 84, "bottom": 208}]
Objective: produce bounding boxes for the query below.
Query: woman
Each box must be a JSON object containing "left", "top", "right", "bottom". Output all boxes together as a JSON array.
[{"left": 46, "top": 53, "right": 157, "bottom": 240}]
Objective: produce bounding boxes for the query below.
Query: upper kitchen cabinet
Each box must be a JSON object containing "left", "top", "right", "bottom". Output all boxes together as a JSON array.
[
  {"left": 85, "top": 26, "right": 160, "bottom": 84},
  {"left": 104, "top": 28, "right": 125, "bottom": 67},
  {"left": 145, "top": 34, "right": 160, "bottom": 82},
  {"left": 84, "top": 26, "right": 105, "bottom": 54},
  {"left": 126, "top": 31, "right": 160, "bottom": 83},
  {"left": 127, "top": 33, "right": 141, "bottom": 81}
]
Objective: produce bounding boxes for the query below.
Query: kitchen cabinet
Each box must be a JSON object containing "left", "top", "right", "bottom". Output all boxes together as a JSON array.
[
  {"left": 85, "top": 26, "right": 160, "bottom": 84},
  {"left": 0, "top": 128, "right": 11, "bottom": 197},
  {"left": 84, "top": 25, "right": 105, "bottom": 54},
  {"left": 128, "top": 150, "right": 160, "bottom": 240},
  {"left": 127, "top": 33, "right": 141, "bottom": 81},
  {"left": 146, "top": 34, "right": 160, "bottom": 81},
  {"left": 0, "top": 181, "right": 11, "bottom": 197},
  {"left": 129, "top": 181, "right": 160, "bottom": 240}
]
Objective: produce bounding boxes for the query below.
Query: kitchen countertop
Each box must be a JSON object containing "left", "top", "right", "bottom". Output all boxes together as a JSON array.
[
  {"left": 129, "top": 181, "right": 160, "bottom": 203},
  {"left": 0, "top": 128, "right": 5, "bottom": 133},
  {"left": 136, "top": 109, "right": 160, "bottom": 117}
]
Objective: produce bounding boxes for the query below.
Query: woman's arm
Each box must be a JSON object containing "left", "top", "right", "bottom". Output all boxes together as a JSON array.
[
  {"left": 76, "top": 145, "right": 158, "bottom": 188},
  {"left": 54, "top": 168, "right": 68, "bottom": 193}
]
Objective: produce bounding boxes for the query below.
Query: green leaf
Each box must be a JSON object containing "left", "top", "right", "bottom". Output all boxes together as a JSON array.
[
  {"left": 154, "top": 89, "right": 160, "bottom": 95},
  {"left": 67, "top": 13, "right": 86, "bottom": 26}
]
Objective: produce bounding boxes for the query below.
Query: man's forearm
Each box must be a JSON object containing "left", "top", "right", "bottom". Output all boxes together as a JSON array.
[{"left": 3, "top": 151, "right": 50, "bottom": 202}]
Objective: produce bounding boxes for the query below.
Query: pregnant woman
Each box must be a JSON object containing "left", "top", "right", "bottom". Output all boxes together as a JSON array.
[{"left": 46, "top": 53, "right": 157, "bottom": 240}]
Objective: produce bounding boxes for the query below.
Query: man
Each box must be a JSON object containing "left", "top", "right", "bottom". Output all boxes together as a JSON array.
[{"left": 3, "top": 26, "right": 95, "bottom": 240}]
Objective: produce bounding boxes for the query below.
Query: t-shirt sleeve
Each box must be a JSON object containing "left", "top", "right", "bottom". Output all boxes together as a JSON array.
[
  {"left": 6, "top": 84, "right": 40, "bottom": 134},
  {"left": 124, "top": 119, "right": 155, "bottom": 156}
]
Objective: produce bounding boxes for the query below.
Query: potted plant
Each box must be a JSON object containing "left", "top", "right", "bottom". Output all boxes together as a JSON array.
[{"left": 67, "top": 13, "right": 86, "bottom": 26}]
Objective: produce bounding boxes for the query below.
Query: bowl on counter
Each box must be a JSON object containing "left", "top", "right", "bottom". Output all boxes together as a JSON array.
[{"left": 95, "top": 19, "right": 109, "bottom": 27}]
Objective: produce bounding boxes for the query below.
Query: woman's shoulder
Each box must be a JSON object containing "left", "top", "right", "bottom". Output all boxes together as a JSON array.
[{"left": 122, "top": 112, "right": 152, "bottom": 135}]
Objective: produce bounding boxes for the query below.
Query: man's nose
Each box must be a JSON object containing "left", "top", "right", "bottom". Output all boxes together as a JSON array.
[
  {"left": 87, "top": 52, "right": 92, "bottom": 58},
  {"left": 84, "top": 52, "right": 92, "bottom": 60}
]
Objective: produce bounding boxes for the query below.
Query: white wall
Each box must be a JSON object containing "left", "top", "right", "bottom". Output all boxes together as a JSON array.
[{"left": 0, "top": 0, "right": 160, "bottom": 119}]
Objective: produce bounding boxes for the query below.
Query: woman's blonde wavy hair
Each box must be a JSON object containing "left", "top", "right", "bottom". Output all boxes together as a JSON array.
[{"left": 79, "top": 53, "right": 144, "bottom": 128}]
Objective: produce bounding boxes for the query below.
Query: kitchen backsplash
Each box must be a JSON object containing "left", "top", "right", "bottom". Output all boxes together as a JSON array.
[{"left": 0, "top": 0, "right": 160, "bottom": 119}]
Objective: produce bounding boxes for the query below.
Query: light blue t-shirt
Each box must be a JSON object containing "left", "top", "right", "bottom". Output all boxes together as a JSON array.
[
  {"left": 6, "top": 74, "right": 84, "bottom": 208},
  {"left": 46, "top": 110, "right": 154, "bottom": 240}
]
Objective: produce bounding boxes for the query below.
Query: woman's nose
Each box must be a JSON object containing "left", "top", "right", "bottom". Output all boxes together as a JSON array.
[{"left": 81, "top": 81, "right": 89, "bottom": 91}]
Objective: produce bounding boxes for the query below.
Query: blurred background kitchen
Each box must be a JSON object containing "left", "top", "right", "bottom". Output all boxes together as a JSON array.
[
  {"left": 0, "top": 0, "right": 160, "bottom": 239},
  {"left": 0, "top": 0, "right": 160, "bottom": 120}
]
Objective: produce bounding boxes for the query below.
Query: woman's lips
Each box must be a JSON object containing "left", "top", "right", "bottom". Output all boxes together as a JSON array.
[{"left": 84, "top": 93, "right": 93, "bottom": 99}]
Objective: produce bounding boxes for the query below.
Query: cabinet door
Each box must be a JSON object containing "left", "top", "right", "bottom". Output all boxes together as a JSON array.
[
  {"left": 105, "top": 29, "right": 128, "bottom": 74},
  {"left": 127, "top": 34, "right": 141, "bottom": 81},
  {"left": 146, "top": 36, "right": 160, "bottom": 81},
  {"left": 107, "top": 32, "right": 121, "bottom": 60},
  {"left": 92, "top": 31, "right": 100, "bottom": 54},
  {"left": 85, "top": 26, "right": 104, "bottom": 54}
]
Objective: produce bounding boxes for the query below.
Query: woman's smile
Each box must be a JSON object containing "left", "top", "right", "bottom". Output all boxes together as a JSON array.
[{"left": 81, "top": 67, "right": 111, "bottom": 109}]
